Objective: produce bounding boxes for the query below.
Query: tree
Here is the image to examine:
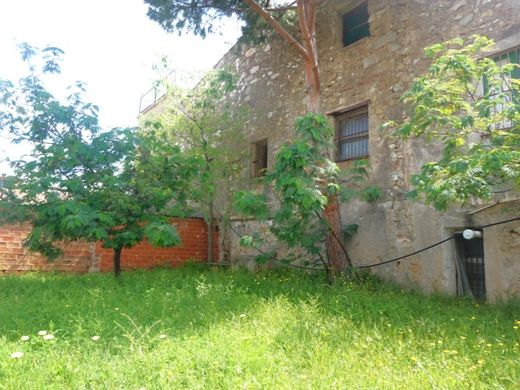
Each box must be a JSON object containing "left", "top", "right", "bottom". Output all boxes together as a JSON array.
[
  {"left": 0, "top": 44, "right": 196, "bottom": 276},
  {"left": 234, "top": 113, "right": 380, "bottom": 283},
  {"left": 145, "top": 0, "right": 322, "bottom": 111},
  {"left": 142, "top": 69, "right": 247, "bottom": 263},
  {"left": 388, "top": 36, "right": 520, "bottom": 210},
  {"left": 144, "top": 0, "right": 348, "bottom": 272}
]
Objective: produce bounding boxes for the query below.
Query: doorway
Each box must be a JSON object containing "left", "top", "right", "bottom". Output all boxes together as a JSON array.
[{"left": 454, "top": 233, "right": 486, "bottom": 300}]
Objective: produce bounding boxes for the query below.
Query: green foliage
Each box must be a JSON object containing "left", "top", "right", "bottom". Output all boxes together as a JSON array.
[
  {"left": 142, "top": 70, "right": 246, "bottom": 208},
  {"left": 0, "top": 44, "right": 195, "bottom": 268},
  {"left": 361, "top": 186, "right": 383, "bottom": 203},
  {"left": 342, "top": 223, "right": 359, "bottom": 241},
  {"left": 239, "top": 235, "right": 255, "bottom": 248},
  {"left": 144, "top": 222, "right": 182, "bottom": 247},
  {"left": 142, "top": 69, "right": 247, "bottom": 260},
  {"left": 145, "top": 0, "right": 242, "bottom": 37},
  {"left": 0, "top": 266, "right": 519, "bottom": 388},
  {"left": 388, "top": 36, "right": 520, "bottom": 210},
  {"left": 233, "top": 191, "right": 269, "bottom": 219},
  {"left": 234, "top": 113, "right": 378, "bottom": 268},
  {"left": 144, "top": 0, "right": 298, "bottom": 45}
]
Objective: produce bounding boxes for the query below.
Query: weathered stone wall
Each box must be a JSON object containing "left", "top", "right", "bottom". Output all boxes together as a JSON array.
[
  {"left": 215, "top": 0, "right": 520, "bottom": 299},
  {"left": 471, "top": 202, "right": 520, "bottom": 302}
]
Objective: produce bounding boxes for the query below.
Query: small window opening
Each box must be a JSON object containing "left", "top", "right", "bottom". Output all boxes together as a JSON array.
[
  {"left": 342, "top": 1, "right": 370, "bottom": 47},
  {"left": 335, "top": 105, "right": 369, "bottom": 161},
  {"left": 251, "top": 138, "right": 268, "bottom": 178}
]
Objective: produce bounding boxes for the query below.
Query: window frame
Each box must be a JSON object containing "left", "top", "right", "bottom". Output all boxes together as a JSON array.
[
  {"left": 250, "top": 138, "right": 268, "bottom": 179},
  {"left": 334, "top": 105, "right": 369, "bottom": 162},
  {"left": 482, "top": 45, "right": 520, "bottom": 130},
  {"left": 341, "top": 1, "right": 370, "bottom": 48}
]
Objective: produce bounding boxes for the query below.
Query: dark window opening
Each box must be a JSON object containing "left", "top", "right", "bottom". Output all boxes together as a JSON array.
[
  {"left": 342, "top": 2, "right": 370, "bottom": 47},
  {"left": 483, "top": 46, "right": 520, "bottom": 129},
  {"left": 251, "top": 138, "right": 268, "bottom": 178},
  {"left": 335, "top": 106, "right": 369, "bottom": 161},
  {"left": 454, "top": 233, "right": 486, "bottom": 300}
]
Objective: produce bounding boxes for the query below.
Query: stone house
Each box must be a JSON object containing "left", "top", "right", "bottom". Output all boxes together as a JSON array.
[{"left": 143, "top": 0, "right": 520, "bottom": 301}]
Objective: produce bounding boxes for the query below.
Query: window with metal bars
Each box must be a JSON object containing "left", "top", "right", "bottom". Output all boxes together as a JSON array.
[
  {"left": 251, "top": 138, "right": 268, "bottom": 178},
  {"left": 454, "top": 233, "right": 486, "bottom": 300},
  {"left": 483, "top": 45, "right": 520, "bottom": 129},
  {"left": 335, "top": 106, "right": 369, "bottom": 161},
  {"left": 342, "top": 1, "right": 370, "bottom": 47}
]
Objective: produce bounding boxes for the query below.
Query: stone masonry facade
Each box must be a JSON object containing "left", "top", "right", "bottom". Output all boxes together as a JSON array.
[{"left": 212, "top": 0, "right": 520, "bottom": 300}]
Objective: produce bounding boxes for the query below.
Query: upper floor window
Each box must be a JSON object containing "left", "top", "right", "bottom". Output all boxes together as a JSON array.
[
  {"left": 335, "top": 106, "right": 369, "bottom": 161},
  {"left": 342, "top": 1, "right": 370, "bottom": 47},
  {"left": 484, "top": 46, "right": 519, "bottom": 129},
  {"left": 251, "top": 138, "right": 268, "bottom": 178}
]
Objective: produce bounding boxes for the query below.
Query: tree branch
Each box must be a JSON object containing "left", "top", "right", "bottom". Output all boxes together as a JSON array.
[
  {"left": 298, "top": 0, "right": 320, "bottom": 90},
  {"left": 241, "top": 0, "right": 309, "bottom": 59}
]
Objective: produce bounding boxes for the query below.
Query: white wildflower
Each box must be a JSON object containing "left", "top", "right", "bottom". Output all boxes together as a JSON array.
[
  {"left": 20, "top": 335, "right": 30, "bottom": 342},
  {"left": 91, "top": 335, "right": 100, "bottom": 341},
  {"left": 38, "top": 330, "right": 48, "bottom": 336},
  {"left": 43, "top": 334, "right": 55, "bottom": 340},
  {"left": 10, "top": 351, "right": 24, "bottom": 359}
]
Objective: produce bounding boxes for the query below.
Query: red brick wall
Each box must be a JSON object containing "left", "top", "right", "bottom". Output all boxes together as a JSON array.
[
  {"left": 0, "top": 224, "right": 95, "bottom": 273},
  {"left": 98, "top": 218, "right": 219, "bottom": 272},
  {"left": 0, "top": 218, "right": 219, "bottom": 274}
]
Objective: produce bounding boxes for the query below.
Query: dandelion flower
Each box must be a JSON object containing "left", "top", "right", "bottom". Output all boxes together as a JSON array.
[
  {"left": 43, "top": 334, "right": 55, "bottom": 341},
  {"left": 20, "top": 335, "right": 30, "bottom": 342},
  {"left": 91, "top": 335, "right": 100, "bottom": 341},
  {"left": 38, "top": 330, "right": 48, "bottom": 336},
  {"left": 158, "top": 334, "right": 167, "bottom": 339},
  {"left": 10, "top": 351, "right": 23, "bottom": 359}
]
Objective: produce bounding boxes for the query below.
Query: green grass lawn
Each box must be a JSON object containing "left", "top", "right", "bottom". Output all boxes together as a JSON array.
[{"left": 0, "top": 264, "right": 519, "bottom": 389}]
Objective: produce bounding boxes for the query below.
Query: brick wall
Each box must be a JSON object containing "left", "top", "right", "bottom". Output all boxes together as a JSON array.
[
  {"left": 0, "top": 218, "right": 219, "bottom": 273},
  {"left": 97, "top": 218, "right": 219, "bottom": 272}
]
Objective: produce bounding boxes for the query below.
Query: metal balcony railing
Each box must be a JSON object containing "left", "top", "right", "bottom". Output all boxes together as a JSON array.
[{"left": 138, "top": 69, "right": 203, "bottom": 115}]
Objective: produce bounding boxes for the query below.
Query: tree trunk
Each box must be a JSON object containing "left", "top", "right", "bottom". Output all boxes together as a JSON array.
[
  {"left": 300, "top": 3, "right": 348, "bottom": 275},
  {"left": 113, "top": 247, "right": 122, "bottom": 277},
  {"left": 244, "top": 0, "right": 350, "bottom": 275},
  {"left": 323, "top": 196, "right": 351, "bottom": 272},
  {"left": 303, "top": 54, "right": 321, "bottom": 113},
  {"left": 207, "top": 201, "right": 214, "bottom": 264}
]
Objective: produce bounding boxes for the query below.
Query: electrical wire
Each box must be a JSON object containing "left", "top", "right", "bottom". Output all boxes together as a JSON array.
[
  {"left": 227, "top": 215, "right": 520, "bottom": 272},
  {"left": 355, "top": 236, "right": 455, "bottom": 269},
  {"left": 480, "top": 216, "right": 520, "bottom": 229},
  {"left": 355, "top": 215, "right": 520, "bottom": 269}
]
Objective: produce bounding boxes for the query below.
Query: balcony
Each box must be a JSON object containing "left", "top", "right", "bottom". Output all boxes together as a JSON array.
[{"left": 138, "top": 68, "right": 203, "bottom": 115}]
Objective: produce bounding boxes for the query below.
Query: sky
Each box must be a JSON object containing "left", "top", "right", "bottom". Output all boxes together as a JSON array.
[{"left": 0, "top": 0, "right": 242, "bottom": 174}]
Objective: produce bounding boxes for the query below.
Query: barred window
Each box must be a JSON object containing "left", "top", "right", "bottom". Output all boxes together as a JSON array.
[
  {"left": 251, "top": 138, "right": 268, "bottom": 178},
  {"left": 336, "top": 106, "right": 369, "bottom": 161},
  {"left": 484, "top": 46, "right": 520, "bottom": 129}
]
